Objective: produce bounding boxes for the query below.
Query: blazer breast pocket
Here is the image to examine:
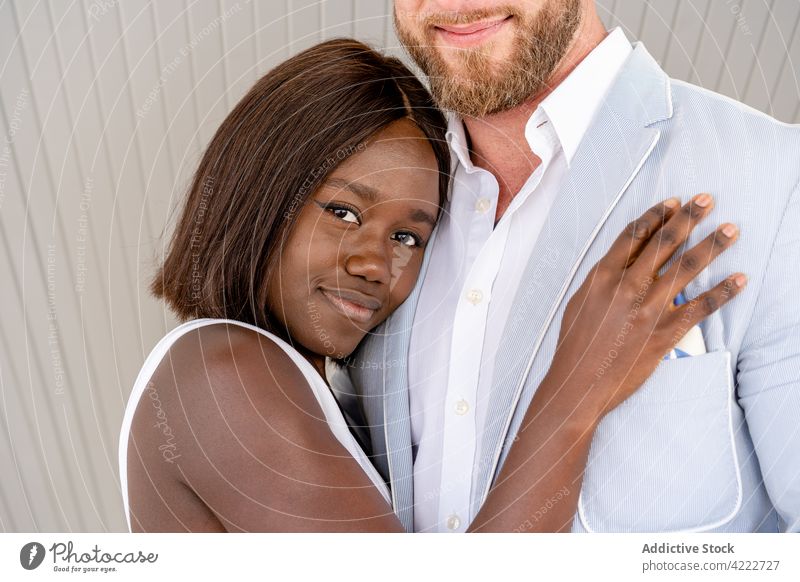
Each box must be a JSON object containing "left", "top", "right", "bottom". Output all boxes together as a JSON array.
[{"left": 577, "top": 350, "right": 741, "bottom": 533}]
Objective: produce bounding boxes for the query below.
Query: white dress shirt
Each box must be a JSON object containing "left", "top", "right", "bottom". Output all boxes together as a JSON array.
[{"left": 407, "top": 28, "right": 633, "bottom": 532}]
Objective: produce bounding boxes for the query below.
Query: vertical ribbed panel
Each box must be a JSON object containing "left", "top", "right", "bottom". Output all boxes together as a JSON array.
[{"left": 0, "top": 0, "right": 797, "bottom": 532}]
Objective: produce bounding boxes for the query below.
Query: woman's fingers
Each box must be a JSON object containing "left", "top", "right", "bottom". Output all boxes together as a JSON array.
[
  {"left": 668, "top": 273, "right": 748, "bottom": 338},
  {"left": 631, "top": 194, "right": 715, "bottom": 279},
  {"left": 652, "top": 222, "right": 740, "bottom": 303},
  {"left": 603, "top": 198, "right": 680, "bottom": 270}
]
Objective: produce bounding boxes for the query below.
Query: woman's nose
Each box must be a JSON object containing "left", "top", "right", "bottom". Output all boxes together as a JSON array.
[{"left": 344, "top": 241, "right": 392, "bottom": 285}]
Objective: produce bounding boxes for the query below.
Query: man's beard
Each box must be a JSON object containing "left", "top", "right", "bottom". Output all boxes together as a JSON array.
[{"left": 395, "top": 0, "right": 582, "bottom": 118}]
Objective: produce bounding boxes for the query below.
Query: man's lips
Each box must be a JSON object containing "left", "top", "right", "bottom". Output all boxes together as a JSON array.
[
  {"left": 319, "top": 288, "right": 382, "bottom": 324},
  {"left": 434, "top": 16, "right": 512, "bottom": 47}
]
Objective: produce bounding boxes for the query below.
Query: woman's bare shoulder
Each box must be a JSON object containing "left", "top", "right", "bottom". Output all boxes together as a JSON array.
[
  {"left": 126, "top": 322, "right": 326, "bottom": 530},
  {"left": 143, "top": 321, "right": 325, "bottom": 449},
  {"left": 127, "top": 321, "right": 398, "bottom": 531},
  {"left": 158, "top": 323, "right": 303, "bottom": 390}
]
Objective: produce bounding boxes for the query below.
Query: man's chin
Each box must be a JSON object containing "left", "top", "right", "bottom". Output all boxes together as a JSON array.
[
  {"left": 435, "top": 38, "right": 513, "bottom": 69},
  {"left": 432, "top": 66, "right": 507, "bottom": 97}
]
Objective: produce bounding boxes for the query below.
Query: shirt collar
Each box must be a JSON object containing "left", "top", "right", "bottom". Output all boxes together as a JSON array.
[
  {"left": 445, "top": 110, "right": 474, "bottom": 172},
  {"left": 445, "top": 27, "right": 632, "bottom": 173},
  {"left": 536, "top": 27, "right": 632, "bottom": 164}
]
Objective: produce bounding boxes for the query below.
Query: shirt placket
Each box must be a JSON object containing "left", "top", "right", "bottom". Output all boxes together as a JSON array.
[
  {"left": 437, "top": 171, "right": 509, "bottom": 532},
  {"left": 436, "top": 117, "right": 560, "bottom": 532}
]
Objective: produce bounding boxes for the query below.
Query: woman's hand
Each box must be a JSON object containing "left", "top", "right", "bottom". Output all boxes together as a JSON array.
[
  {"left": 471, "top": 193, "right": 746, "bottom": 532},
  {"left": 542, "top": 194, "right": 745, "bottom": 423}
]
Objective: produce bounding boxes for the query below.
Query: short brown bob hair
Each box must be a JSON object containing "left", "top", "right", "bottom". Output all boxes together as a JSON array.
[{"left": 151, "top": 39, "right": 450, "bottom": 330}]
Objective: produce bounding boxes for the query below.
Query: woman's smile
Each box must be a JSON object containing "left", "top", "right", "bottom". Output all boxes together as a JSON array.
[{"left": 318, "top": 287, "right": 382, "bottom": 324}]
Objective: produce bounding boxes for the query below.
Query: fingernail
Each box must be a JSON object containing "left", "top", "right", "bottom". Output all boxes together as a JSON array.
[
  {"left": 734, "top": 274, "right": 748, "bottom": 288},
  {"left": 664, "top": 197, "right": 680, "bottom": 209},
  {"left": 721, "top": 223, "right": 738, "bottom": 238},
  {"left": 694, "top": 193, "right": 713, "bottom": 207}
]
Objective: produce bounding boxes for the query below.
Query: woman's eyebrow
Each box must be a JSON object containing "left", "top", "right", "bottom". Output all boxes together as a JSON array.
[
  {"left": 326, "top": 177, "right": 378, "bottom": 203},
  {"left": 409, "top": 209, "right": 436, "bottom": 227}
]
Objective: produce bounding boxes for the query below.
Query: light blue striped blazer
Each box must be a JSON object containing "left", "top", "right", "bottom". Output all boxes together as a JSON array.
[{"left": 347, "top": 42, "right": 800, "bottom": 533}]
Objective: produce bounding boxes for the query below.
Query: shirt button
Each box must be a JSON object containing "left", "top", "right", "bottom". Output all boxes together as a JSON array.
[
  {"left": 465, "top": 289, "right": 483, "bottom": 305},
  {"left": 446, "top": 514, "right": 461, "bottom": 530},
  {"left": 455, "top": 400, "right": 470, "bottom": 415},
  {"left": 475, "top": 197, "right": 491, "bottom": 214}
]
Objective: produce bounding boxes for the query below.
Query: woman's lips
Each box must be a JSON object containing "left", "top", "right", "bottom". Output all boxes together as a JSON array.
[
  {"left": 434, "top": 16, "right": 512, "bottom": 48},
  {"left": 319, "top": 289, "right": 379, "bottom": 324}
]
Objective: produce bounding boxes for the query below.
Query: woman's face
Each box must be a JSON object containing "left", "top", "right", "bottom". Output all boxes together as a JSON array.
[{"left": 266, "top": 118, "right": 441, "bottom": 360}]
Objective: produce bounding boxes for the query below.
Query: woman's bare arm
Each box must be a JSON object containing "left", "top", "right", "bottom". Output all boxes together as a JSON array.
[{"left": 127, "top": 323, "right": 403, "bottom": 532}]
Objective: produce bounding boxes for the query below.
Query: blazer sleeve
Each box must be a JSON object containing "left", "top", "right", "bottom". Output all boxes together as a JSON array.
[{"left": 736, "top": 178, "right": 800, "bottom": 532}]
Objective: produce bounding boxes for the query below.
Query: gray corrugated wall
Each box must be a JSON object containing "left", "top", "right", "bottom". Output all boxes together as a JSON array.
[{"left": 0, "top": 0, "right": 797, "bottom": 532}]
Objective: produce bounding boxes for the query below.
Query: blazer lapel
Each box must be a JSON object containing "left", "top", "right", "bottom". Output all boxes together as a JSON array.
[{"left": 470, "top": 43, "right": 674, "bottom": 514}]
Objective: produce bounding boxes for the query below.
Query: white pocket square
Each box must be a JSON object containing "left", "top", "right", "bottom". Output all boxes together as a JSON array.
[{"left": 664, "top": 292, "right": 708, "bottom": 360}]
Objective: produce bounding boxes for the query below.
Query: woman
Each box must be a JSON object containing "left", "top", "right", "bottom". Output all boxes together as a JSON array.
[{"left": 120, "top": 39, "right": 745, "bottom": 532}]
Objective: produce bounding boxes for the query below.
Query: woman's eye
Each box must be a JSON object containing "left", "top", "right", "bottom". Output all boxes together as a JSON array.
[
  {"left": 330, "top": 208, "right": 359, "bottom": 223},
  {"left": 319, "top": 202, "right": 360, "bottom": 224},
  {"left": 391, "top": 231, "right": 422, "bottom": 248}
]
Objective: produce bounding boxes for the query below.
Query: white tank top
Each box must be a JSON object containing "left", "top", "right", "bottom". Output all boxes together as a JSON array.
[{"left": 118, "top": 318, "right": 390, "bottom": 531}]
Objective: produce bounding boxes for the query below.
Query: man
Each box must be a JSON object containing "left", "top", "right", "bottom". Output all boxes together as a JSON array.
[{"left": 347, "top": 0, "right": 800, "bottom": 532}]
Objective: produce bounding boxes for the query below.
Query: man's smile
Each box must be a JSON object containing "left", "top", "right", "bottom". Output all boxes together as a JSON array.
[{"left": 434, "top": 15, "right": 513, "bottom": 48}]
